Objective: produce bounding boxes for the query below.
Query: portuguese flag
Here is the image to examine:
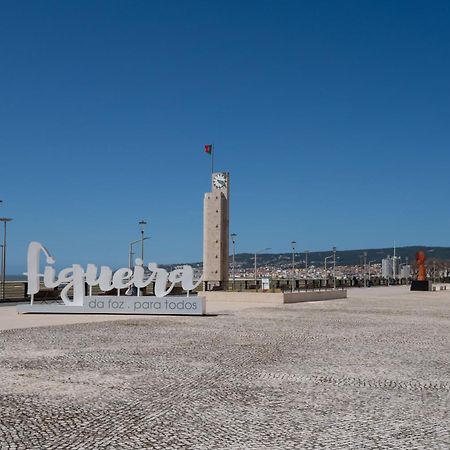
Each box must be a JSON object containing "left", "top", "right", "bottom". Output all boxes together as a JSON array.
[{"left": 204, "top": 144, "right": 213, "bottom": 154}]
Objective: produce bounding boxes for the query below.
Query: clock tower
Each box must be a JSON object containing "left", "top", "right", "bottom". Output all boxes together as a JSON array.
[{"left": 203, "top": 172, "right": 230, "bottom": 289}]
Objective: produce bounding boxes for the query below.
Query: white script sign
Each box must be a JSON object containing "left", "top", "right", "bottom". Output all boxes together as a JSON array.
[{"left": 25, "top": 242, "right": 203, "bottom": 306}]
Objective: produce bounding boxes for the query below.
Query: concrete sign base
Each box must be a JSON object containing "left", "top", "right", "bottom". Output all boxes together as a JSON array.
[{"left": 17, "top": 296, "right": 206, "bottom": 316}]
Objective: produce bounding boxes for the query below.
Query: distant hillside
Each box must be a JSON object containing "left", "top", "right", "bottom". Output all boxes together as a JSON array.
[{"left": 186, "top": 246, "right": 450, "bottom": 269}]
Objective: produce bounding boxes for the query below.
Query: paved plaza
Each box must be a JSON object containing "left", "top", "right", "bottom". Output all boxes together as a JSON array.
[{"left": 0, "top": 286, "right": 450, "bottom": 449}]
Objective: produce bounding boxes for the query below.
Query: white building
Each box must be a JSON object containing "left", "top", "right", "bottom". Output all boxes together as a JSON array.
[
  {"left": 382, "top": 258, "right": 391, "bottom": 278},
  {"left": 381, "top": 256, "right": 404, "bottom": 279},
  {"left": 400, "top": 264, "right": 411, "bottom": 279}
]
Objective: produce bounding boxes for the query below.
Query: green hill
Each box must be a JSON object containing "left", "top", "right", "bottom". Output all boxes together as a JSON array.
[{"left": 188, "top": 246, "right": 450, "bottom": 269}]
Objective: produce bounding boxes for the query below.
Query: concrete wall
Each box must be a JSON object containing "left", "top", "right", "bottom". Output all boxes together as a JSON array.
[
  {"left": 283, "top": 290, "right": 347, "bottom": 303},
  {"left": 201, "top": 291, "right": 283, "bottom": 304},
  {"left": 201, "top": 290, "right": 347, "bottom": 305}
]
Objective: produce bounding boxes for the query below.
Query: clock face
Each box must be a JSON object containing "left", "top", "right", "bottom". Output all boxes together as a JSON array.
[{"left": 213, "top": 173, "right": 227, "bottom": 189}]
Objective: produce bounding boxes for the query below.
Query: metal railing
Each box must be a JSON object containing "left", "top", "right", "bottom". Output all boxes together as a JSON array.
[
  {"left": 2, "top": 276, "right": 449, "bottom": 302},
  {"left": 0, "top": 281, "right": 28, "bottom": 300}
]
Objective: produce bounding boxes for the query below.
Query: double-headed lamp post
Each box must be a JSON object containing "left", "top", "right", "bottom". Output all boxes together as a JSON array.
[
  {"left": 254, "top": 248, "right": 271, "bottom": 289},
  {"left": 0, "top": 217, "right": 12, "bottom": 300},
  {"left": 291, "top": 241, "right": 296, "bottom": 292},
  {"left": 139, "top": 220, "right": 147, "bottom": 260},
  {"left": 231, "top": 233, "right": 237, "bottom": 290}
]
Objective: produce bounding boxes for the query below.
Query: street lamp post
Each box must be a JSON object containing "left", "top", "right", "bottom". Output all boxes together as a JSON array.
[
  {"left": 363, "top": 251, "right": 367, "bottom": 287},
  {"left": 128, "top": 237, "right": 150, "bottom": 297},
  {"left": 305, "top": 250, "right": 309, "bottom": 270},
  {"left": 324, "top": 255, "right": 333, "bottom": 286},
  {"left": 139, "top": 220, "right": 147, "bottom": 261},
  {"left": 291, "top": 241, "right": 296, "bottom": 292},
  {"left": 129, "top": 239, "right": 140, "bottom": 269},
  {"left": 0, "top": 218, "right": 12, "bottom": 300},
  {"left": 231, "top": 233, "right": 237, "bottom": 290},
  {"left": 332, "top": 246, "right": 337, "bottom": 289},
  {"left": 324, "top": 255, "right": 333, "bottom": 272},
  {"left": 254, "top": 248, "right": 271, "bottom": 291},
  {"left": 129, "top": 238, "right": 149, "bottom": 269}
]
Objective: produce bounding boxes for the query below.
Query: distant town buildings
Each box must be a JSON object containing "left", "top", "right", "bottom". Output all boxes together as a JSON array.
[{"left": 224, "top": 257, "right": 415, "bottom": 283}]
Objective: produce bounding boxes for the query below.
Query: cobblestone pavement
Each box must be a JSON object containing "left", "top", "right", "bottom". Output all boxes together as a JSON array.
[{"left": 1, "top": 287, "right": 450, "bottom": 449}]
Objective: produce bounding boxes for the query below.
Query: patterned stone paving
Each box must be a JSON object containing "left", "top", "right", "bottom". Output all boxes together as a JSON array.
[{"left": 1, "top": 288, "right": 450, "bottom": 449}]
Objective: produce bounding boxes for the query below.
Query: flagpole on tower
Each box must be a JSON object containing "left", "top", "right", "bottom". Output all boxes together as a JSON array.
[{"left": 204, "top": 144, "right": 214, "bottom": 177}]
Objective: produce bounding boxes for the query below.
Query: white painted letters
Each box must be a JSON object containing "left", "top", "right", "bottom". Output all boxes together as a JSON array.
[{"left": 25, "top": 242, "right": 203, "bottom": 305}]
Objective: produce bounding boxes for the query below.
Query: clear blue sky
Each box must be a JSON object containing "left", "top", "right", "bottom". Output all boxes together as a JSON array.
[{"left": 1, "top": 0, "right": 450, "bottom": 272}]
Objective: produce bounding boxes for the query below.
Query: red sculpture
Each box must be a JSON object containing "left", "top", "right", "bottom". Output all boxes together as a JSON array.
[{"left": 416, "top": 251, "right": 427, "bottom": 281}]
